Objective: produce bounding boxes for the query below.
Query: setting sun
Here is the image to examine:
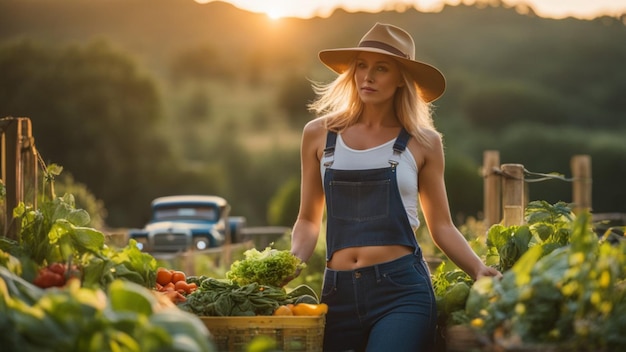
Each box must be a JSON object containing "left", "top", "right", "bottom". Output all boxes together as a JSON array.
[
  {"left": 265, "top": 7, "right": 287, "bottom": 20},
  {"left": 195, "top": 0, "right": 295, "bottom": 19}
]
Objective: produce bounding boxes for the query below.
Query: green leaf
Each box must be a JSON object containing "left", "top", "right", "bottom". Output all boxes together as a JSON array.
[
  {"left": 107, "top": 280, "right": 155, "bottom": 316},
  {"left": 71, "top": 226, "right": 105, "bottom": 253},
  {"left": 66, "top": 209, "right": 91, "bottom": 227},
  {"left": 510, "top": 245, "right": 543, "bottom": 287}
]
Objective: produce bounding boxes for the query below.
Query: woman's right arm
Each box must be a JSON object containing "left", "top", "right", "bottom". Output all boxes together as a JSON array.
[{"left": 290, "top": 119, "right": 327, "bottom": 264}]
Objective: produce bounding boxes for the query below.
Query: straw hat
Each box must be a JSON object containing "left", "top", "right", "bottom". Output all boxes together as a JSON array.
[{"left": 318, "top": 22, "right": 446, "bottom": 102}]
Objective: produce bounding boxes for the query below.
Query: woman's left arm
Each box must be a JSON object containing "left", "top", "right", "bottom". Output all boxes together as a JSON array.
[{"left": 416, "top": 132, "right": 501, "bottom": 280}]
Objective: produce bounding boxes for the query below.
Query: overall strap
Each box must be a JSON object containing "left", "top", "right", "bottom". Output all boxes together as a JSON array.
[
  {"left": 322, "top": 130, "right": 338, "bottom": 167},
  {"left": 389, "top": 128, "right": 411, "bottom": 166}
]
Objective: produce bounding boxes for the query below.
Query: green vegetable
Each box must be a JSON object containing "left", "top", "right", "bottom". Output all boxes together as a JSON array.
[
  {"left": 0, "top": 250, "right": 22, "bottom": 276},
  {"left": 179, "top": 278, "right": 287, "bottom": 316},
  {"left": 431, "top": 265, "right": 474, "bottom": 326},
  {"left": 443, "top": 282, "right": 471, "bottom": 315},
  {"left": 226, "top": 246, "right": 305, "bottom": 287},
  {"left": 12, "top": 194, "right": 96, "bottom": 266},
  {"left": 6, "top": 194, "right": 156, "bottom": 291},
  {"left": 178, "top": 277, "right": 321, "bottom": 316},
  {"left": 465, "top": 212, "right": 626, "bottom": 350},
  {"left": 82, "top": 239, "right": 157, "bottom": 289},
  {"left": 0, "top": 266, "right": 43, "bottom": 305},
  {"left": 486, "top": 200, "right": 575, "bottom": 272},
  {"left": 0, "top": 271, "right": 216, "bottom": 352}
]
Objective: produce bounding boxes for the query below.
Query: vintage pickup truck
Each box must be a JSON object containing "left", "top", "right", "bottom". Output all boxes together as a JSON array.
[{"left": 128, "top": 195, "right": 246, "bottom": 253}]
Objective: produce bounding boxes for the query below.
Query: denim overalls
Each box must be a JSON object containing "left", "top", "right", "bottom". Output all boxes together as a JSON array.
[{"left": 320, "top": 128, "right": 437, "bottom": 352}]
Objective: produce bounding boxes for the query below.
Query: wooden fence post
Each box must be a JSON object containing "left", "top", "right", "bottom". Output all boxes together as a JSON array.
[
  {"left": 0, "top": 117, "right": 38, "bottom": 239},
  {"left": 483, "top": 150, "right": 501, "bottom": 228},
  {"left": 571, "top": 155, "right": 592, "bottom": 214},
  {"left": 501, "top": 164, "right": 525, "bottom": 226}
]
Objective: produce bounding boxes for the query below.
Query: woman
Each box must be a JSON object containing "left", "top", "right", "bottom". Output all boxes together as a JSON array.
[{"left": 287, "top": 23, "right": 501, "bottom": 352}]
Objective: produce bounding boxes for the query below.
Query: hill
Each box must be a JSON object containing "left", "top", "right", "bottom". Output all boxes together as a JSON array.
[{"left": 1, "top": 0, "right": 625, "bottom": 226}]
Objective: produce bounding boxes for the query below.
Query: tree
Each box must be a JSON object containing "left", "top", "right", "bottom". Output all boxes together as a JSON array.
[
  {"left": 276, "top": 72, "right": 316, "bottom": 130},
  {"left": 169, "top": 44, "right": 234, "bottom": 84},
  {"left": 0, "top": 39, "right": 177, "bottom": 227},
  {"left": 267, "top": 176, "right": 300, "bottom": 227}
]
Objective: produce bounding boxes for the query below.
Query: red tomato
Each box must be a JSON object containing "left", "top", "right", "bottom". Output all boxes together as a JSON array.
[
  {"left": 47, "top": 263, "right": 66, "bottom": 275},
  {"left": 33, "top": 269, "right": 65, "bottom": 288}
]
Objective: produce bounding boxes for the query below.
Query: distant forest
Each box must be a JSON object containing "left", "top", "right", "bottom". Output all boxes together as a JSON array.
[{"left": 1, "top": 0, "right": 625, "bottom": 228}]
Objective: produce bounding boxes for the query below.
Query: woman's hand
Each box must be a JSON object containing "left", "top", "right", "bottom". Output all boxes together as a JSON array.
[
  {"left": 280, "top": 265, "right": 304, "bottom": 287},
  {"left": 475, "top": 265, "right": 502, "bottom": 280}
]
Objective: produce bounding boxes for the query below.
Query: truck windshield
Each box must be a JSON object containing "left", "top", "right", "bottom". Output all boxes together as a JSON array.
[{"left": 153, "top": 205, "right": 218, "bottom": 221}]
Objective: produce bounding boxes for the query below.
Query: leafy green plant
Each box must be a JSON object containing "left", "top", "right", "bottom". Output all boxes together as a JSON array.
[
  {"left": 226, "top": 246, "right": 305, "bottom": 288},
  {"left": 465, "top": 212, "right": 626, "bottom": 350},
  {"left": 486, "top": 200, "right": 575, "bottom": 272},
  {"left": 432, "top": 265, "right": 473, "bottom": 325},
  {"left": 179, "top": 277, "right": 318, "bottom": 317},
  {"left": 434, "top": 201, "right": 583, "bottom": 343},
  {"left": 1, "top": 194, "right": 157, "bottom": 290},
  {"left": 273, "top": 230, "right": 326, "bottom": 297},
  {"left": 0, "top": 268, "right": 216, "bottom": 352}
]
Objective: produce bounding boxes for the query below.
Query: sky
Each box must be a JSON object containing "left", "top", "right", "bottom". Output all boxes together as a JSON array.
[{"left": 194, "top": 0, "right": 626, "bottom": 20}]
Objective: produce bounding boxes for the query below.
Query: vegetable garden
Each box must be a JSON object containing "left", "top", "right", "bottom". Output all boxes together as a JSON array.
[
  {"left": 432, "top": 153, "right": 626, "bottom": 351},
  {"left": 0, "top": 117, "right": 326, "bottom": 351},
  {"left": 1, "top": 117, "right": 624, "bottom": 351}
]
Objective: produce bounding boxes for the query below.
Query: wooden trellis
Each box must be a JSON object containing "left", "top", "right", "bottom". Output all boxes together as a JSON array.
[
  {"left": 482, "top": 150, "right": 592, "bottom": 227},
  {"left": 0, "top": 117, "right": 38, "bottom": 239}
]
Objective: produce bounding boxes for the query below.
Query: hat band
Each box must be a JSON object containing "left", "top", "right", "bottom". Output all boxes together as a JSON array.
[{"left": 359, "top": 40, "right": 410, "bottom": 59}]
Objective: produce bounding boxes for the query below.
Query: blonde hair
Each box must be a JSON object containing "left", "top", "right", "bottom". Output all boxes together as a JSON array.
[{"left": 308, "top": 60, "right": 439, "bottom": 148}]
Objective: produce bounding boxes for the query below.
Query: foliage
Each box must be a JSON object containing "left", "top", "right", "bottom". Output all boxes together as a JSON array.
[
  {"left": 434, "top": 202, "right": 583, "bottom": 331},
  {"left": 267, "top": 176, "right": 299, "bottom": 227},
  {"left": 11, "top": 194, "right": 98, "bottom": 265},
  {"left": 432, "top": 265, "right": 473, "bottom": 325},
  {"left": 275, "top": 72, "right": 316, "bottom": 130},
  {"left": 169, "top": 44, "right": 234, "bottom": 84},
  {"left": 462, "top": 80, "right": 595, "bottom": 130},
  {"left": 0, "top": 269, "right": 216, "bottom": 352},
  {"left": 1, "top": 1, "right": 626, "bottom": 229},
  {"left": 486, "top": 201, "right": 575, "bottom": 272},
  {"left": 442, "top": 152, "right": 484, "bottom": 222},
  {"left": 54, "top": 173, "right": 107, "bottom": 231},
  {"left": 1, "top": 187, "right": 157, "bottom": 290},
  {"left": 0, "top": 39, "right": 177, "bottom": 228},
  {"left": 465, "top": 212, "right": 626, "bottom": 350},
  {"left": 0, "top": 175, "right": 214, "bottom": 349}
]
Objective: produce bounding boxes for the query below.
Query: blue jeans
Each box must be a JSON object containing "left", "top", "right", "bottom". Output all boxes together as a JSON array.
[{"left": 321, "top": 254, "right": 437, "bottom": 352}]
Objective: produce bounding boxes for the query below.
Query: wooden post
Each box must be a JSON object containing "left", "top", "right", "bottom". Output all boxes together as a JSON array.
[
  {"left": 483, "top": 150, "right": 501, "bottom": 228},
  {"left": 571, "top": 155, "right": 592, "bottom": 214},
  {"left": 0, "top": 117, "right": 38, "bottom": 239},
  {"left": 501, "top": 164, "right": 525, "bottom": 226}
]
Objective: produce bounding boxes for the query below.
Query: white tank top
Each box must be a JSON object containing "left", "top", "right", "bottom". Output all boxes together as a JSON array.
[{"left": 320, "top": 134, "right": 420, "bottom": 230}]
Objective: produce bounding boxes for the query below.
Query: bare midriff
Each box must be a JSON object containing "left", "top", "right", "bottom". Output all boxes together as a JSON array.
[{"left": 326, "top": 245, "right": 414, "bottom": 270}]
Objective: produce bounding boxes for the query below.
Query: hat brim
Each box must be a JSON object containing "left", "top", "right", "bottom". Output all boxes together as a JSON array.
[{"left": 319, "top": 48, "right": 446, "bottom": 103}]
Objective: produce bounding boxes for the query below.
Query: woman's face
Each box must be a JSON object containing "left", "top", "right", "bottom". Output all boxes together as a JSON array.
[{"left": 354, "top": 52, "right": 404, "bottom": 105}]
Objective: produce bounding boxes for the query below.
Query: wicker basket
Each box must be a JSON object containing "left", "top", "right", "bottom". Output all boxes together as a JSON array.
[
  {"left": 201, "top": 315, "right": 325, "bottom": 352},
  {"left": 445, "top": 325, "right": 485, "bottom": 352}
]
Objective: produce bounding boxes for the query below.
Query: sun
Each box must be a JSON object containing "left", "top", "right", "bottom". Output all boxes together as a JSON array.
[
  {"left": 265, "top": 8, "right": 286, "bottom": 20},
  {"left": 254, "top": 1, "right": 291, "bottom": 20},
  {"left": 194, "top": 0, "right": 293, "bottom": 20}
]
